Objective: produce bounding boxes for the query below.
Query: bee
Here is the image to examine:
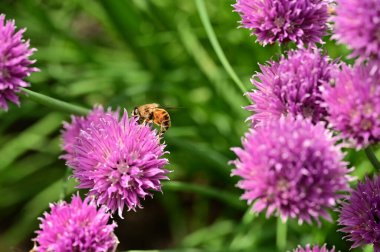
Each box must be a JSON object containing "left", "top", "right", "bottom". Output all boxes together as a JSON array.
[{"left": 132, "top": 103, "right": 171, "bottom": 137}]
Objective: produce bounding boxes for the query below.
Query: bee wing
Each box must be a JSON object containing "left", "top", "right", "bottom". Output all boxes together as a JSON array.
[{"left": 158, "top": 105, "right": 185, "bottom": 111}]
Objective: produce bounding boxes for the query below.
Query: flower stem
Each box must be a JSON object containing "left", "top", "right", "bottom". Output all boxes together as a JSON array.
[
  {"left": 364, "top": 146, "right": 380, "bottom": 171},
  {"left": 60, "top": 167, "right": 72, "bottom": 200},
  {"left": 195, "top": 0, "right": 247, "bottom": 95},
  {"left": 276, "top": 217, "right": 287, "bottom": 251},
  {"left": 163, "top": 181, "right": 244, "bottom": 210},
  {"left": 21, "top": 88, "right": 89, "bottom": 115}
]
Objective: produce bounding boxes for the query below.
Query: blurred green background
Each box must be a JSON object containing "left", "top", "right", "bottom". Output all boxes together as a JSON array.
[{"left": 0, "top": 0, "right": 377, "bottom": 251}]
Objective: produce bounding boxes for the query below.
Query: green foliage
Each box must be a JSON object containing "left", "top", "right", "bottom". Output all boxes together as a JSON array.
[{"left": 0, "top": 0, "right": 378, "bottom": 251}]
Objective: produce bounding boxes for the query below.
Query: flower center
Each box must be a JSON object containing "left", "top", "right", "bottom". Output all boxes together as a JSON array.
[
  {"left": 114, "top": 159, "right": 132, "bottom": 175},
  {"left": 0, "top": 67, "right": 10, "bottom": 79},
  {"left": 376, "top": 28, "right": 380, "bottom": 41},
  {"left": 274, "top": 17, "right": 285, "bottom": 27},
  {"left": 277, "top": 179, "right": 289, "bottom": 192},
  {"left": 360, "top": 118, "right": 373, "bottom": 130},
  {"left": 117, "top": 162, "right": 130, "bottom": 174},
  {"left": 302, "top": 105, "right": 314, "bottom": 119}
]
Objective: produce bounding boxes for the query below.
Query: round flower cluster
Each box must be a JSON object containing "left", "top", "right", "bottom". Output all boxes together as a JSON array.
[
  {"left": 233, "top": 0, "right": 329, "bottom": 46},
  {"left": 246, "top": 48, "right": 337, "bottom": 126},
  {"left": 0, "top": 14, "right": 38, "bottom": 111},
  {"left": 231, "top": 117, "right": 350, "bottom": 224},
  {"left": 338, "top": 176, "right": 380, "bottom": 251},
  {"left": 322, "top": 62, "right": 380, "bottom": 149},
  {"left": 64, "top": 111, "right": 169, "bottom": 217},
  {"left": 333, "top": 0, "right": 380, "bottom": 61},
  {"left": 293, "top": 244, "right": 335, "bottom": 252},
  {"left": 34, "top": 194, "right": 118, "bottom": 252}
]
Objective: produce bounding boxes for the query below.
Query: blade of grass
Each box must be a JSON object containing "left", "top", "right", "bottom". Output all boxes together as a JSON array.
[
  {"left": 163, "top": 181, "right": 244, "bottom": 210},
  {"left": 0, "top": 178, "right": 77, "bottom": 249},
  {"left": 229, "top": 209, "right": 259, "bottom": 249},
  {"left": 195, "top": 0, "right": 248, "bottom": 97},
  {"left": 167, "top": 137, "right": 232, "bottom": 179},
  {"left": 97, "top": 0, "right": 158, "bottom": 74},
  {"left": 23, "top": 0, "right": 95, "bottom": 61},
  {"left": 181, "top": 220, "right": 235, "bottom": 247},
  {"left": 0, "top": 112, "right": 64, "bottom": 171},
  {"left": 176, "top": 19, "right": 247, "bottom": 118},
  {"left": 364, "top": 146, "right": 380, "bottom": 171}
]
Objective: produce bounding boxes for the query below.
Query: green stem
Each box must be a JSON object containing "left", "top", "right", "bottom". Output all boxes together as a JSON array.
[
  {"left": 21, "top": 88, "right": 89, "bottom": 116},
  {"left": 163, "top": 181, "right": 244, "bottom": 210},
  {"left": 60, "top": 167, "right": 72, "bottom": 200},
  {"left": 276, "top": 217, "right": 287, "bottom": 251},
  {"left": 195, "top": 0, "right": 247, "bottom": 95},
  {"left": 364, "top": 146, "right": 380, "bottom": 171}
]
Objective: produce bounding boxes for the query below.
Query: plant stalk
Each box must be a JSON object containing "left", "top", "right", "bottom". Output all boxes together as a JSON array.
[
  {"left": 21, "top": 88, "right": 89, "bottom": 116},
  {"left": 364, "top": 146, "right": 380, "bottom": 171},
  {"left": 276, "top": 217, "right": 287, "bottom": 251},
  {"left": 195, "top": 0, "right": 247, "bottom": 96}
]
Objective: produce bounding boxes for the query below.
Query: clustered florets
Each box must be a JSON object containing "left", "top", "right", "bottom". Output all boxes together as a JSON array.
[
  {"left": 64, "top": 110, "right": 169, "bottom": 217},
  {"left": 322, "top": 62, "right": 380, "bottom": 149},
  {"left": 0, "top": 14, "right": 38, "bottom": 111},
  {"left": 234, "top": 0, "right": 329, "bottom": 46},
  {"left": 338, "top": 176, "right": 380, "bottom": 251},
  {"left": 333, "top": 0, "right": 380, "bottom": 61},
  {"left": 246, "top": 48, "right": 337, "bottom": 126},
  {"left": 293, "top": 244, "right": 335, "bottom": 252},
  {"left": 231, "top": 117, "right": 350, "bottom": 224},
  {"left": 61, "top": 105, "right": 119, "bottom": 155},
  {"left": 232, "top": 0, "right": 380, "bottom": 250},
  {"left": 34, "top": 194, "right": 119, "bottom": 252}
]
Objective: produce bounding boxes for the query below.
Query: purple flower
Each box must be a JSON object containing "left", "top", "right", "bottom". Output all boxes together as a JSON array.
[
  {"left": 338, "top": 176, "right": 380, "bottom": 251},
  {"left": 0, "top": 14, "right": 39, "bottom": 111},
  {"left": 333, "top": 0, "right": 380, "bottom": 61},
  {"left": 233, "top": 0, "right": 329, "bottom": 46},
  {"left": 65, "top": 110, "right": 169, "bottom": 217},
  {"left": 322, "top": 62, "right": 380, "bottom": 149},
  {"left": 293, "top": 244, "right": 335, "bottom": 252},
  {"left": 231, "top": 117, "right": 350, "bottom": 224},
  {"left": 246, "top": 48, "right": 337, "bottom": 126},
  {"left": 34, "top": 194, "right": 118, "bottom": 252},
  {"left": 61, "top": 105, "right": 119, "bottom": 155}
]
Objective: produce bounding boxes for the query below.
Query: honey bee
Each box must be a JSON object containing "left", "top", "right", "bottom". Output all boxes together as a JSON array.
[{"left": 132, "top": 103, "right": 171, "bottom": 137}]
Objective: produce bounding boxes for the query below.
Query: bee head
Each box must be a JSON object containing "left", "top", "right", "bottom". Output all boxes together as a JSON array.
[{"left": 132, "top": 107, "right": 139, "bottom": 117}]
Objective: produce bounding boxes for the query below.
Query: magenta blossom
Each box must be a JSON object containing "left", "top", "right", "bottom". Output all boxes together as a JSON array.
[
  {"left": 61, "top": 105, "right": 119, "bottom": 155},
  {"left": 322, "top": 62, "right": 380, "bottom": 149},
  {"left": 66, "top": 110, "right": 169, "bottom": 217},
  {"left": 333, "top": 0, "right": 380, "bottom": 61},
  {"left": 34, "top": 194, "right": 118, "bottom": 252},
  {"left": 0, "top": 14, "right": 39, "bottom": 111},
  {"left": 231, "top": 117, "right": 351, "bottom": 224},
  {"left": 293, "top": 244, "right": 335, "bottom": 252},
  {"left": 246, "top": 48, "right": 338, "bottom": 126},
  {"left": 233, "top": 0, "right": 329, "bottom": 46},
  {"left": 338, "top": 176, "right": 380, "bottom": 252}
]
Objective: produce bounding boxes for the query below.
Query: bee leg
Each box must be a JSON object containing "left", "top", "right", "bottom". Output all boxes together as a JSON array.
[
  {"left": 159, "top": 125, "right": 167, "bottom": 138},
  {"left": 141, "top": 118, "right": 151, "bottom": 125}
]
